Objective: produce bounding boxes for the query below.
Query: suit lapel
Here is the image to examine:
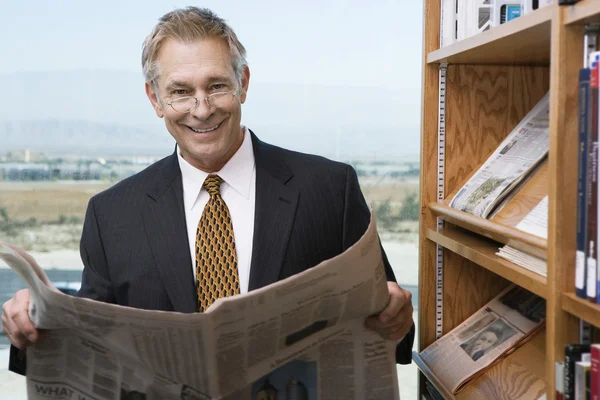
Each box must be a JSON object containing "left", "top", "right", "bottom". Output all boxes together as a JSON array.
[
  {"left": 248, "top": 133, "right": 299, "bottom": 290},
  {"left": 143, "top": 152, "right": 197, "bottom": 313}
]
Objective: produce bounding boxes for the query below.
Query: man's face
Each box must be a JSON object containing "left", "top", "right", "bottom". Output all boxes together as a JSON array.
[
  {"left": 472, "top": 331, "right": 498, "bottom": 354},
  {"left": 146, "top": 37, "right": 250, "bottom": 172}
]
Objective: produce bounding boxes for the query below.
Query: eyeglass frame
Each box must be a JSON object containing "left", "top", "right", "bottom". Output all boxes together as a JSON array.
[{"left": 160, "top": 86, "right": 240, "bottom": 114}]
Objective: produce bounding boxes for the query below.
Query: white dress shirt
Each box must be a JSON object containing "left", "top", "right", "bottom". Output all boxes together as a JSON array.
[{"left": 177, "top": 126, "right": 256, "bottom": 294}]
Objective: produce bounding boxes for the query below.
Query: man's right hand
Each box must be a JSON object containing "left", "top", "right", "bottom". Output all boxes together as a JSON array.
[{"left": 2, "top": 289, "right": 39, "bottom": 349}]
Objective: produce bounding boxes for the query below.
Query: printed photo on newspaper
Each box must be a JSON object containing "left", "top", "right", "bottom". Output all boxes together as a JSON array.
[
  {"left": 0, "top": 211, "right": 401, "bottom": 400},
  {"left": 419, "top": 285, "right": 545, "bottom": 394},
  {"left": 449, "top": 92, "right": 550, "bottom": 218}
]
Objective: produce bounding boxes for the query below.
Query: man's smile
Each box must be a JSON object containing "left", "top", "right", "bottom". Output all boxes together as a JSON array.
[{"left": 186, "top": 122, "right": 221, "bottom": 133}]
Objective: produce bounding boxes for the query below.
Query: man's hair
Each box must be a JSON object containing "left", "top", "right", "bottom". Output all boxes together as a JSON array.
[{"left": 141, "top": 7, "right": 248, "bottom": 87}]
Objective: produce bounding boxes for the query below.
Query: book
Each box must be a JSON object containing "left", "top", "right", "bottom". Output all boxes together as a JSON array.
[
  {"left": 557, "top": 361, "right": 566, "bottom": 400},
  {"left": 576, "top": 360, "right": 591, "bottom": 400},
  {"left": 577, "top": 66, "right": 592, "bottom": 298},
  {"left": 440, "top": 0, "right": 494, "bottom": 47},
  {"left": 499, "top": 3, "right": 521, "bottom": 24},
  {"left": 591, "top": 344, "right": 600, "bottom": 400},
  {"left": 566, "top": 344, "right": 592, "bottom": 400},
  {"left": 587, "top": 52, "right": 600, "bottom": 302}
]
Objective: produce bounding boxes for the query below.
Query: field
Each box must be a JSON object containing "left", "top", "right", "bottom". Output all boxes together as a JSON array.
[{"left": 0, "top": 177, "right": 419, "bottom": 251}]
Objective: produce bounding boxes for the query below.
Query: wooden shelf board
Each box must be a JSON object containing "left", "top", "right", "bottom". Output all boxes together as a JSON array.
[
  {"left": 427, "top": 227, "right": 548, "bottom": 299},
  {"left": 414, "top": 330, "right": 547, "bottom": 399},
  {"left": 427, "top": 7, "right": 552, "bottom": 65},
  {"left": 565, "top": 0, "right": 600, "bottom": 25},
  {"left": 562, "top": 292, "right": 600, "bottom": 328},
  {"left": 429, "top": 202, "right": 547, "bottom": 260}
]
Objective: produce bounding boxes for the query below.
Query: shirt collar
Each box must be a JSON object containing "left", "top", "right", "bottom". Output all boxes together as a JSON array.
[{"left": 177, "top": 126, "right": 255, "bottom": 212}]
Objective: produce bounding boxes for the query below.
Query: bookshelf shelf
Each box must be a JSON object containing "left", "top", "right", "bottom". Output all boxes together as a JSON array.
[
  {"left": 565, "top": 0, "right": 600, "bottom": 25},
  {"left": 426, "top": 227, "right": 547, "bottom": 299},
  {"left": 429, "top": 203, "right": 547, "bottom": 260},
  {"left": 413, "top": 330, "right": 547, "bottom": 399},
  {"left": 427, "top": 6, "right": 552, "bottom": 65},
  {"left": 562, "top": 293, "right": 600, "bottom": 328}
]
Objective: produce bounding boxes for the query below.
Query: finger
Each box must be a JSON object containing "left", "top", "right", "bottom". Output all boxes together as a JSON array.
[
  {"left": 12, "top": 308, "right": 39, "bottom": 343},
  {"left": 368, "top": 300, "right": 414, "bottom": 331},
  {"left": 2, "top": 309, "right": 30, "bottom": 349},
  {"left": 367, "top": 304, "right": 413, "bottom": 337},
  {"left": 9, "top": 289, "right": 39, "bottom": 343},
  {"left": 387, "top": 317, "right": 414, "bottom": 342},
  {"left": 378, "top": 284, "right": 412, "bottom": 324}
]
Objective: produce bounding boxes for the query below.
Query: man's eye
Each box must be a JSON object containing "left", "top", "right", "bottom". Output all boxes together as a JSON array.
[
  {"left": 212, "top": 84, "right": 225, "bottom": 90},
  {"left": 173, "top": 89, "right": 188, "bottom": 95}
]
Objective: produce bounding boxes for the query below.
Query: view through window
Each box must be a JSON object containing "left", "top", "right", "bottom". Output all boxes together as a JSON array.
[{"left": 0, "top": 1, "right": 423, "bottom": 398}]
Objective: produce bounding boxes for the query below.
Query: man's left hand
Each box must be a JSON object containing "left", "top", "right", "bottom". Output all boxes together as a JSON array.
[{"left": 365, "top": 282, "right": 414, "bottom": 341}]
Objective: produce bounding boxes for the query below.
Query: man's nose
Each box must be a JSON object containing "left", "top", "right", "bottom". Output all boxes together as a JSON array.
[{"left": 190, "top": 98, "right": 214, "bottom": 121}]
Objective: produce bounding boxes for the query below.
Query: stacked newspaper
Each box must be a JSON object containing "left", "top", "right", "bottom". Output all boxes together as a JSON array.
[
  {"left": 449, "top": 93, "right": 550, "bottom": 219},
  {"left": 419, "top": 285, "right": 545, "bottom": 394},
  {"left": 497, "top": 196, "right": 548, "bottom": 277},
  {"left": 0, "top": 212, "right": 401, "bottom": 400}
]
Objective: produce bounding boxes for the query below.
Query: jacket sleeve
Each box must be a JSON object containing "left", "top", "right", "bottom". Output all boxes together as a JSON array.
[
  {"left": 342, "top": 164, "right": 415, "bottom": 364},
  {"left": 77, "top": 197, "right": 116, "bottom": 303},
  {"left": 9, "top": 197, "right": 116, "bottom": 376}
]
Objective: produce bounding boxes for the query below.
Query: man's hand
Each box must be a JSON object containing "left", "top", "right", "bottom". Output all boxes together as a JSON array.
[
  {"left": 2, "top": 289, "right": 39, "bottom": 349},
  {"left": 365, "top": 282, "right": 414, "bottom": 341}
]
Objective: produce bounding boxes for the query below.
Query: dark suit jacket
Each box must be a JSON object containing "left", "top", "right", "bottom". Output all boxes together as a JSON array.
[{"left": 10, "top": 132, "right": 414, "bottom": 374}]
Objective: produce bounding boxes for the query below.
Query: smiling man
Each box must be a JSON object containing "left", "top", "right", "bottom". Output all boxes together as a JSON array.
[{"left": 2, "top": 6, "right": 414, "bottom": 374}]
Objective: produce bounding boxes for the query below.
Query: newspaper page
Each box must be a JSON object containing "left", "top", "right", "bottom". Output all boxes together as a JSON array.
[
  {"left": 0, "top": 211, "right": 402, "bottom": 400},
  {"left": 419, "top": 285, "right": 545, "bottom": 394},
  {"left": 449, "top": 92, "right": 550, "bottom": 218},
  {"left": 497, "top": 196, "right": 548, "bottom": 277},
  {"left": 514, "top": 196, "right": 548, "bottom": 239}
]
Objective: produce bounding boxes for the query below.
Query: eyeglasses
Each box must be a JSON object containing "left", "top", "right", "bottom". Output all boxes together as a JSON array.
[{"left": 166, "top": 91, "right": 238, "bottom": 114}]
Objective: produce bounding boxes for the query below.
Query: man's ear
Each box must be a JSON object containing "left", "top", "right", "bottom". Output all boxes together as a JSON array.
[
  {"left": 240, "top": 66, "right": 250, "bottom": 104},
  {"left": 145, "top": 81, "right": 164, "bottom": 118}
]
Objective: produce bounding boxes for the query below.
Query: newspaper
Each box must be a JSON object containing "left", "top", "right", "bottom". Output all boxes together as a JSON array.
[
  {"left": 419, "top": 285, "right": 545, "bottom": 394},
  {"left": 0, "top": 213, "right": 401, "bottom": 400},
  {"left": 449, "top": 92, "right": 550, "bottom": 218},
  {"left": 497, "top": 196, "right": 548, "bottom": 277}
]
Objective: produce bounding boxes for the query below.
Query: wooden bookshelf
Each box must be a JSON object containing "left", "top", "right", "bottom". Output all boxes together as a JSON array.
[
  {"left": 564, "top": 0, "right": 600, "bottom": 25},
  {"left": 417, "top": 1, "right": 590, "bottom": 398},
  {"left": 427, "top": 6, "right": 552, "bottom": 65}
]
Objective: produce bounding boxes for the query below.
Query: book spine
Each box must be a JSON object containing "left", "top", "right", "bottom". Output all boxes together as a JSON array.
[
  {"left": 576, "top": 361, "right": 592, "bottom": 400},
  {"left": 592, "top": 345, "right": 600, "bottom": 400},
  {"left": 567, "top": 345, "right": 592, "bottom": 400},
  {"left": 558, "top": 361, "right": 566, "bottom": 400},
  {"left": 578, "top": 67, "right": 591, "bottom": 298},
  {"left": 587, "top": 54, "right": 599, "bottom": 302}
]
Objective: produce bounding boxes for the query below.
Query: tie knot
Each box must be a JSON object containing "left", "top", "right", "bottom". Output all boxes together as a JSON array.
[{"left": 203, "top": 174, "right": 223, "bottom": 198}]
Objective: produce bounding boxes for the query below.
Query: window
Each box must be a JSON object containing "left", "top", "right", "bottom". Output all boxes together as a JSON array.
[{"left": 0, "top": 2, "right": 423, "bottom": 398}]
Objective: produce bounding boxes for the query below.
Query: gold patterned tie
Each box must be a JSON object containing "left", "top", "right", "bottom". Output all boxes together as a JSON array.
[{"left": 196, "top": 174, "right": 240, "bottom": 312}]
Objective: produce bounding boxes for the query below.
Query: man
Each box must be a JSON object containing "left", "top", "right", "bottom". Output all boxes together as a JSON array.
[{"left": 2, "top": 7, "right": 414, "bottom": 374}]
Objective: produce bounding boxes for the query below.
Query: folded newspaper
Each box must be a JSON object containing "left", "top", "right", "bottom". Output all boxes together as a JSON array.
[
  {"left": 0, "top": 213, "right": 401, "bottom": 400},
  {"left": 419, "top": 285, "right": 545, "bottom": 394},
  {"left": 449, "top": 92, "right": 550, "bottom": 218}
]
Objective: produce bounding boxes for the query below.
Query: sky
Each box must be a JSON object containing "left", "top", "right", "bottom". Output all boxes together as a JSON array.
[{"left": 0, "top": 1, "right": 424, "bottom": 160}]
